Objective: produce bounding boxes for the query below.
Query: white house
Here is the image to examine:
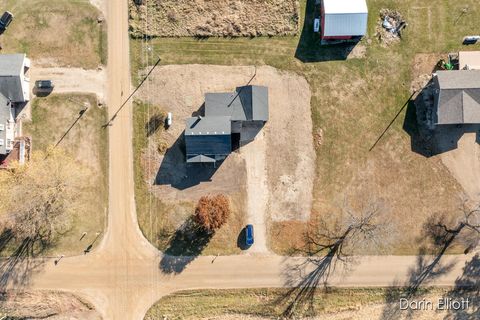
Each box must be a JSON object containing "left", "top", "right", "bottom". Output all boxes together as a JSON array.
[
  {"left": 0, "top": 94, "right": 15, "bottom": 155},
  {"left": 0, "top": 53, "right": 30, "bottom": 103},
  {"left": 0, "top": 53, "right": 30, "bottom": 156}
]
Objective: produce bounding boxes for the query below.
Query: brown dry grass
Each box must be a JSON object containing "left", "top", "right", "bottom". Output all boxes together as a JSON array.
[
  {"left": 23, "top": 94, "right": 108, "bottom": 255},
  {"left": 145, "top": 287, "right": 450, "bottom": 320},
  {"left": 129, "top": 0, "right": 299, "bottom": 38},
  {"left": 0, "top": 0, "right": 107, "bottom": 68},
  {"left": 0, "top": 291, "right": 101, "bottom": 319}
]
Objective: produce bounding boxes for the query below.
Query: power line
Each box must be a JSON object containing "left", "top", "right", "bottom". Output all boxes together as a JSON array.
[{"left": 103, "top": 56, "right": 162, "bottom": 127}]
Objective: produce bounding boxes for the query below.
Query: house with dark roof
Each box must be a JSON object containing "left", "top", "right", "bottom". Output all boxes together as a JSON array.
[
  {"left": 185, "top": 85, "right": 269, "bottom": 164},
  {"left": 433, "top": 70, "right": 480, "bottom": 125}
]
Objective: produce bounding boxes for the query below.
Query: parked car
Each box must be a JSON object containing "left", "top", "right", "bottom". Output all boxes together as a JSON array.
[
  {"left": 245, "top": 224, "right": 254, "bottom": 246},
  {"left": 35, "top": 80, "right": 55, "bottom": 93},
  {"left": 166, "top": 112, "right": 172, "bottom": 127},
  {"left": 0, "top": 11, "right": 13, "bottom": 32}
]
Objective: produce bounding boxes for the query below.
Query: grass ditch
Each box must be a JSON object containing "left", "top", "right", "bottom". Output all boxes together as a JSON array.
[{"left": 144, "top": 287, "right": 448, "bottom": 319}]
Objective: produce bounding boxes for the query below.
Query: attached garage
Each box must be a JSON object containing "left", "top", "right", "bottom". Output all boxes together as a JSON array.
[{"left": 321, "top": 0, "right": 368, "bottom": 40}]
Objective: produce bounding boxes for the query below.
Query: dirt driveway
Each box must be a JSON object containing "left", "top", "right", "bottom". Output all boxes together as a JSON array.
[
  {"left": 137, "top": 65, "right": 314, "bottom": 251},
  {"left": 30, "top": 67, "right": 107, "bottom": 103},
  {"left": 435, "top": 125, "right": 480, "bottom": 202}
]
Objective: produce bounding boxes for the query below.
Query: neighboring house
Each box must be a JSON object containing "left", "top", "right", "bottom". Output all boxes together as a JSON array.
[
  {"left": 433, "top": 70, "right": 480, "bottom": 125},
  {"left": 459, "top": 51, "right": 480, "bottom": 70},
  {"left": 0, "top": 53, "right": 30, "bottom": 159},
  {"left": 0, "top": 93, "right": 15, "bottom": 155},
  {"left": 185, "top": 85, "right": 269, "bottom": 164},
  {"left": 321, "top": 0, "right": 368, "bottom": 40}
]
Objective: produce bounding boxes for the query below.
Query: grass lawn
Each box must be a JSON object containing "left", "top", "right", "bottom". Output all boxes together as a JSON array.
[
  {"left": 144, "top": 287, "right": 447, "bottom": 319},
  {"left": 131, "top": 0, "right": 480, "bottom": 255},
  {"left": 0, "top": 0, "right": 106, "bottom": 68},
  {"left": 23, "top": 94, "right": 108, "bottom": 255}
]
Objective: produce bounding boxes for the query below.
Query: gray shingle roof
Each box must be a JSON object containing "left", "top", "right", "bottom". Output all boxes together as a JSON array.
[
  {"left": 434, "top": 71, "right": 480, "bottom": 124},
  {"left": 205, "top": 85, "right": 269, "bottom": 122},
  {"left": 0, "top": 54, "right": 26, "bottom": 76},
  {"left": 0, "top": 54, "right": 28, "bottom": 102},
  {"left": 185, "top": 116, "right": 232, "bottom": 136},
  {"left": 185, "top": 116, "right": 232, "bottom": 163}
]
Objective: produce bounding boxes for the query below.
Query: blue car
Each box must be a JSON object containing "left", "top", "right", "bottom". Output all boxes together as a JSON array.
[{"left": 245, "top": 224, "right": 254, "bottom": 246}]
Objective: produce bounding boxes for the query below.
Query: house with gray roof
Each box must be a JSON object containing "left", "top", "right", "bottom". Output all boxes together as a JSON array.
[
  {"left": 185, "top": 85, "right": 269, "bottom": 164},
  {"left": 0, "top": 53, "right": 30, "bottom": 103},
  {"left": 0, "top": 93, "right": 15, "bottom": 155},
  {"left": 185, "top": 116, "right": 232, "bottom": 163},
  {"left": 433, "top": 70, "right": 480, "bottom": 125}
]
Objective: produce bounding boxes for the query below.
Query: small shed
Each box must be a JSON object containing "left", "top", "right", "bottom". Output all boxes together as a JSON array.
[{"left": 321, "top": 0, "right": 368, "bottom": 40}]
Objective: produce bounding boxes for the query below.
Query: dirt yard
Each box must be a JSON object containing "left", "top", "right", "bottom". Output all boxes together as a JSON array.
[
  {"left": 129, "top": 0, "right": 299, "bottom": 38},
  {"left": 0, "top": 291, "right": 101, "bottom": 319},
  {"left": 30, "top": 66, "right": 107, "bottom": 103},
  {"left": 134, "top": 65, "right": 314, "bottom": 253}
]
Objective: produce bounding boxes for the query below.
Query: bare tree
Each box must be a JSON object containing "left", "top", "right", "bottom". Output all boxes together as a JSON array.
[
  {"left": 423, "top": 202, "right": 480, "bottom": 255},
  {"left": 194, "top": 194, "right": 230, "bottom": 232},
  {"left": 279, "top": 199, "right": 393, "bottom": 318},
  {"left": 380, "top": 200, "right": 480, "bottom": 320},
  {"left": 0, "top": 148, "right": 89, "bottom": 248}
]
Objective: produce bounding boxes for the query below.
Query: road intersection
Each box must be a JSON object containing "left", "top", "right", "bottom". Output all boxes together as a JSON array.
[{"left": 20, "top": 1, "right": 478, "bottom": 319}]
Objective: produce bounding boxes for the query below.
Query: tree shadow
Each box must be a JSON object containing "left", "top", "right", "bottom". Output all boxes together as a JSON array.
[
  {"left": 404, "top": 81, "right": 480, "bottom": 157},
  {"left": 0, "top": 230, "right": 47, "bottom": 291},
  {"left": 443, "top": 253, "right": 479, "bottom": 319},
  {"left": 275, "top": 225, "right": 356, "bottom": 318},
  {"left": 145, "top": 114, "right": 165, "bottom": 137},
  {"left": 380, "top": 213, "right": 464, "bottom": 320},
  {"left": 276, "top": 254, "right": 339, "bottom": 318},
  {"left": 294, "top": 0, "right": 359, "bottom": 63},
  {"left": 159, "top": 217, "right": 214, "bottom": 274}
]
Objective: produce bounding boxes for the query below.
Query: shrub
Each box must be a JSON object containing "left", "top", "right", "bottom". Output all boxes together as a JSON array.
[{"left": 194, "top": 194, "right": 230, "bottom": 232}]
